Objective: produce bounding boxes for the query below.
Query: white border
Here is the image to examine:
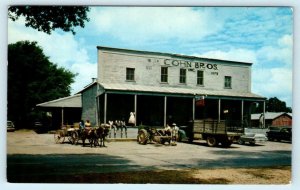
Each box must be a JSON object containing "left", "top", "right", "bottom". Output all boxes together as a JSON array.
[{"left": 1, "top": 1, "right": 299, "bottom": 190}]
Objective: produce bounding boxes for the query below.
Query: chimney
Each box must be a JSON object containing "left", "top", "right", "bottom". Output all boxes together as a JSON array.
[{"left": 92, "top": 78, "right": 97, "bottom": 83}]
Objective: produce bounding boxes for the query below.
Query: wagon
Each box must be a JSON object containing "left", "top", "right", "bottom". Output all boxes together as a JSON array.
[{"left": 54, "top": 124, "right": 79, "bottom": 144}]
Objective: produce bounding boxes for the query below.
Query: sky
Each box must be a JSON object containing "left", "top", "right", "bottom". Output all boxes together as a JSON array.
[{"left": 7, "top": 6, "right": 293, "bottom": 107}]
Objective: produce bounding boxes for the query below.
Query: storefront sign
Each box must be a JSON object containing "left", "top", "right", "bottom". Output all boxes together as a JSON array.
[{"left": 163, "top": 59, "right": 218, "bottom": 70}]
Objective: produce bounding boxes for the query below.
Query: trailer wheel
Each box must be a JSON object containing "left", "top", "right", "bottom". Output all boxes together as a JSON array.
[
  {"left": 207, "top": 136, "right": 218, "bottom": 147},
  {"left": 137, "top": 129, "right": 149, "bottom": 145}
]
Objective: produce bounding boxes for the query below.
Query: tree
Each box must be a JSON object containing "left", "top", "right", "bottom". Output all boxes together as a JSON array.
[
  {"left": 8, "top": 6, "right": 90, "bottom": 34},
  {"left": 253, "top": 97, "right": 292, "bottom": 113},
  {"left": 8, "top": 41, "right": 76, "bottom": 128},
  {"left": 267, "top": 97, "right": 292, "bottom": 112}
]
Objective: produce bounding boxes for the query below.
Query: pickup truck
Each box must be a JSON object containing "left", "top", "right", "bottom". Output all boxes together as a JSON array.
[{"left": 266, "top": 126, "right": 292, "bottom": 142}]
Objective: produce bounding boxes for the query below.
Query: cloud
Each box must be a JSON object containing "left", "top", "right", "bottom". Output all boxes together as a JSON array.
[
  {"left": 70, "top": 62, "right": 97, "bottom": 93},
  {"left": 195, "top": 48, "right": 257, "bottom": 63},
  {"left": 193, "top": 34, "right": 292, "bottom": 107},
  {"left": 253, "top": 68, "right": 292, "bottom": 106},
  {"left": 8, "top": 17, "right": 97, "bottom": 94},
  {"left": 88, "top": 7, "right": 223, "bottom": 43}
]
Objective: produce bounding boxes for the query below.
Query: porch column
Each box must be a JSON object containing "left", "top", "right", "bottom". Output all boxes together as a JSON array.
[
  {"left": 61, "top": 107, "right": 64, "bottom": 126},
  {"left": 134, "top": 94, "right": 137, "bottom": 126},
  {"left": 263, "top": 101, "right": 266, "bottom": 128},
  {"left": 241, "top": 100, "right": 244, "bottom": 123},
  {"left": 104, "top": 93, "right": 107, "bottom": 124},
  {"left": 164, "top": 96, "right": 167, "bottom": 126},
  {"left": 96, "top": 96, "right": 99, "bottom": 125},
  {"left": 192, "top": 97, "right": 195, "bottom": 121},
  {"left": 218, "top": 99, "right": 221, "bottom": 122}
]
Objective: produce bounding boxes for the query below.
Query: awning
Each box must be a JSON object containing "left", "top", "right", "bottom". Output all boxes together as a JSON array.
[
  {"left": 36, "top": 94, "right": 82, "bottom": 108},
  {"left": 98, "top": 82, "right": 265, "bottom": 101}
]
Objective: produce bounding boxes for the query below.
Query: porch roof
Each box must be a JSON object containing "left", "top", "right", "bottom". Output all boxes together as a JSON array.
[
  {"left": 36, "top": 94, "right": 82, "bottom": 108},
  {"left": 98, "top": 83, "right": 265, "bottom": 100}
]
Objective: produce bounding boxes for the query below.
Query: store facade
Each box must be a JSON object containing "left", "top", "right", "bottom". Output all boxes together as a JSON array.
[{"left": 81, "top": 46, "right": 265, "bottom": 128}]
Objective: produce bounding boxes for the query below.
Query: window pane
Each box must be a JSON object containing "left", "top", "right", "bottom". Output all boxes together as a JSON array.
[
  {"left": 161, "top": 67, "right": 168, "bottom": 82},
  {"left": 126, "top": 68, "right": 135, "bottom": 81},
  {"left": 180, "top": 69, "right": 186, "bottom": 83},
  {"left": 197, "top": 70, "right": 204, "bottom": 85},
  {"left": 224, "top": 76, "right": 231, "bottom": 88}
]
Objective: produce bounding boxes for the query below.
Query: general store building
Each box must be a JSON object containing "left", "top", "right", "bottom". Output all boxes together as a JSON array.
[{"left": 80, "top": 46, "right": 265, "bottom": 128}]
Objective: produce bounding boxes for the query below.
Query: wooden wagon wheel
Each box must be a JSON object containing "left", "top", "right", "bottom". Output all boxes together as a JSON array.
[
  {"left": 67, "top": 131, "right": 74, "bottom": 143},
  {"left": 71, "top": 130, "right": 79, "bottom": 145},
  {"left": 54, "top": 130, "right": 65, "bottom": 144}
]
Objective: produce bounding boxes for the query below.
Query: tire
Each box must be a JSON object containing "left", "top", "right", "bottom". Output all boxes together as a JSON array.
[
  {"left": 249, "top": 141, "right": 255, "bottom": 145},
  {"left": 207, "top": 136, "right": 218, "bottom": 147},
  {"left": 238, "top": 139, "right": 245, "bottom": 145},
  {"left": 54, "top": 130, "right": 65, "bottom": 144},
  {"left": 137, "top": 129, "right": 149, "bottom": 145}
]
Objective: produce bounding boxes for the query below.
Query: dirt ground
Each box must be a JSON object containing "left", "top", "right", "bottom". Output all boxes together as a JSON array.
[
  {"left": 7, "top": 130, "right": 292, "bottom": 184},
  {"left": 14, "top": 167, "right": 290, "bottom": 184}
]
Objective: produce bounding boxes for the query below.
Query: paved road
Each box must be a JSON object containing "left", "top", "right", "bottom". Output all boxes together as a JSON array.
[{"left": 7, "top": 130, "right": 291, "bottom": 182}]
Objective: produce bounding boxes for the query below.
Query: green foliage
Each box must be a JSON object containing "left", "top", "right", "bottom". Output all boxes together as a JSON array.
[
  {"left": 8, "top": 41, "right": 76, "bottom": 127},
  {"left": 253, "top": 97, "right": 292, "bottom": 113},
  {"left": 8, "top": 6, "right": 90, "bottom": 34}
]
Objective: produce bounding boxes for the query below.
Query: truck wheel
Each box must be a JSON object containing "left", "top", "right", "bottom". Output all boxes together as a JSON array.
[
  {"left": 137, "top": 129, "right": 149, "bottom": 145},
  {"left": 238, "top": 139, "right": 245, "bottom": 145},
  {"left": 207, "top": 136, "right": 218, "bottom": 147}
]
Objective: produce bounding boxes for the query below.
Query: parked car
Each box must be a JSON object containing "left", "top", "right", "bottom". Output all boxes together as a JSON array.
[
  {"left": 7, "top": 121, "right": 15, "bottom": 132},
  {"left": 266, "top": 126, "right": 292, "bottom": 142},
  {"left": 238, "top": 133, "right": 268, "bottom": 145}
]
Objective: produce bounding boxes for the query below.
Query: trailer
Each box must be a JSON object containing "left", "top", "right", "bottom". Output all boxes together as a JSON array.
[{"left": 179, "top": 120, "right": 244, "bottom": 147}]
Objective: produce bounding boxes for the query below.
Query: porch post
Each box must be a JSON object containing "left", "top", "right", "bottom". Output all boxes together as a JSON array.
[
  {"left": 164, "top": 96, "right": 167, "bottom": 126},
  {"left": 263, "top": 100, "right": 266, "bottom": 128},
  {"left": 104, "top": 93, "right": 107, "bottom": 124},
  {"left": 61, "top": 107, "right": 64, "bottom": 126},
  {"left": 218, "top": 99, "right": 221, "bottom": 122},
  {"left": 134, "top": 94, "right": 137, "bottom": 126},
  {"left": 241, "top": 100, "right": 244, "bottom": 123},
  {"left": 192, "top": 97, "right": 195, "bottom": 121},
  {"left": 96, "top": 96, "right": 99, "bottom": 126}
]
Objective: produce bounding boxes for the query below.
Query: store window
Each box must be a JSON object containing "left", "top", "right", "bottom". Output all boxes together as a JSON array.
[
  {"left": 197, "top": 70, "right": 204, "bottom": 85},
  {"left": 126, "top": 68, "right": 135, "bottom": 81},
  {"left": 224, "top": 76, "right": 232, "bottom": 88},
  {"left": 161, "top": 67, "right": 168, "bottom": 83},
  {"left": 179, "top": 68, "right": 186, "bottom": 84}
]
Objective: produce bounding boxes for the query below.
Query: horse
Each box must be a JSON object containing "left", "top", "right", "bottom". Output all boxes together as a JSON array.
[
  {"left": 81, "top": 127, "right": 97, "bottom": 148},
  {"left": 108, "top": 121, "right": 117, "bottom": 138},
  {"left": 94, "top": 124, "right": 110, "bottom": 147},
  {"left": 114, "top": 120, "right": 127, "bottom": 138}
]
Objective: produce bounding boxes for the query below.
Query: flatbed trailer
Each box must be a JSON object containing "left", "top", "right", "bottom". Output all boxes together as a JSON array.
[{"left": 182, "top": 120, "right": 244, "bottom": 147}]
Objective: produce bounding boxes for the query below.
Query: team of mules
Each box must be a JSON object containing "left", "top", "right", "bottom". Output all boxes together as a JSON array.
[
  {"left": 71, "top": 124, "right": 110, "bottom": 148},
  {"left": 71, "top": 120, "right": 127, "bottom": 148}
]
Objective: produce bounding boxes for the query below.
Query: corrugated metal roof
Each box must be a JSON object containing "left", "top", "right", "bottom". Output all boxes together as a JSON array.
[
  {"left": 36, "top": 94, "right": 82, "bottom": 108},
  {"left": 99, "top": 83, "right": 264, "bottom": 99},
  {"left": 251, "top": 112, "right": 292, "bottom": 120}
]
